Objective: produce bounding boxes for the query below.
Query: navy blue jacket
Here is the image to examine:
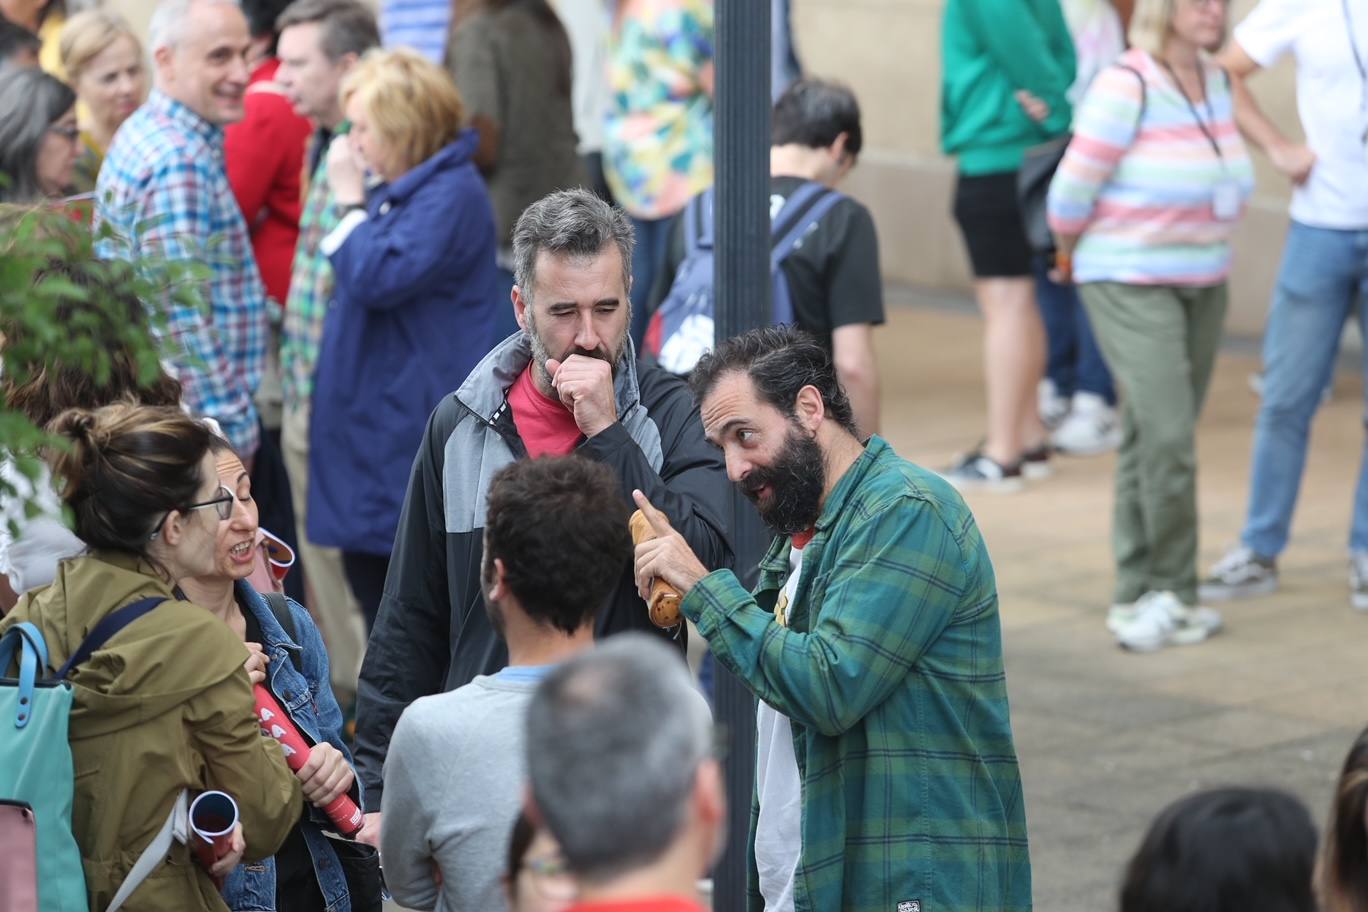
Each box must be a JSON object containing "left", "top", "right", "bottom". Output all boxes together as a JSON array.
[{"left": 309, "top": 130, "right": 500, "bottom": 555}]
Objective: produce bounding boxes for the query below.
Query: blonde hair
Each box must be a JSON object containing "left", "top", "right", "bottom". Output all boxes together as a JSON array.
[
  {"left": 59, "top": 9, "right": 143, "bottom": 82},
  {"left": 339, "top": 48, "right": 464, "bottom": 176},
  {"left": 1129, "top": 0, "right": 1228, "bottom": 57}
]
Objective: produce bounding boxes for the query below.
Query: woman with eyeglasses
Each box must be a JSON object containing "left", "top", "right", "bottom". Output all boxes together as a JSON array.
[
  {"left": 0, "top": 67, "right": 82, "bottom": 205},
  {"left": 0, "top": 402, "right": 302, "bottom": 910},
  {"left": 179, "top": 435, "right": 382, "bottom": 912}
]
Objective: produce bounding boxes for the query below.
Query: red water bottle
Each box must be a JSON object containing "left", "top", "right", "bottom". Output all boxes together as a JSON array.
[{"left": 253, "top": 685, "right": 364, "bottom": 837}]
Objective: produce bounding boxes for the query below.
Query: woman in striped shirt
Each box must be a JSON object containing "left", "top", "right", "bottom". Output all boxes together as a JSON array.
[{"left": 1047, "top": 0, "right": 1254, "bottom": 652}]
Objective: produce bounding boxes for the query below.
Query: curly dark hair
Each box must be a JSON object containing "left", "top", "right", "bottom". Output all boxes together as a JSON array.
[{"left": 482, "top": 455, "right": 631, "bottom": 635}]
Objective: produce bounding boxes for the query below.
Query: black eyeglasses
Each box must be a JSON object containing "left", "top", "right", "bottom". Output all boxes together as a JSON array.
[
  {"left": 148, "top": 485, "right": 235, "bottom": 540},
  {"left": 48, "top": 124, "right": 80, "bottom": 143}
]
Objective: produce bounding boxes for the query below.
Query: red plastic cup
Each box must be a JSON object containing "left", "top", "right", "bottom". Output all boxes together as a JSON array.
[{"left": 189, "top": 791, "right": 238, "bottom": 888}]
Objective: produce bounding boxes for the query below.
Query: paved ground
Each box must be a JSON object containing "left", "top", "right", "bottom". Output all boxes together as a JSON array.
[{"left": 877, "top": 285, "right": 1368, "bottom": 910}]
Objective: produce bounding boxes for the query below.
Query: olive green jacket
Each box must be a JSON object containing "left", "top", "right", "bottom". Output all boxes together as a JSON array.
[{"left": 1, "top": 550, "right": 302, "bottom": 911}]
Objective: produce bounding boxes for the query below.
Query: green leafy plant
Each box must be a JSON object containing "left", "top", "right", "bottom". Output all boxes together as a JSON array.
[{"left": 1, "top": 202, "right": 211, "bottom": 542}]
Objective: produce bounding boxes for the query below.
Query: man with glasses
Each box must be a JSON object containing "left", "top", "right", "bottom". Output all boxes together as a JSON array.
[
  {"left": 1202, "top": 0, "right": 1368, "bottom": 611},
  {"left": 378, "top": 455, "right": 636, "bottom": 912},
  {"left": 524, "top": 634, "right": 722, "bottom": 912}
]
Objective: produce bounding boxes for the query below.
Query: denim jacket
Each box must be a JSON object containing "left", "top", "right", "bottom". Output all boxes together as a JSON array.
[{"left": 223, "top": 581, "right": 361, "bottom": 912}]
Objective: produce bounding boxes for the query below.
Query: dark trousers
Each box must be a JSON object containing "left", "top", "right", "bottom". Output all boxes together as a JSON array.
[
  {"left": 251, "top": 423, "right": 306, "bottom": 605},
  {"left": 341, "top": 551, "right": 390, "bottom": 632},
  {"left": 1034, "top": 257, "right": 1115, "bottom": 404}
]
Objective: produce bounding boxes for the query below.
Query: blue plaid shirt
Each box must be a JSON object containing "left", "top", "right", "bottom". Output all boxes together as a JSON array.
[{"left": 95, "top": 91, "right": 267, "bottom": 456}]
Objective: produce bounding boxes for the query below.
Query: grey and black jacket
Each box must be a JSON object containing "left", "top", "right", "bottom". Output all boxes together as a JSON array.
[{"left": 354, "top": 333, "right": 733, "bottom": 807}]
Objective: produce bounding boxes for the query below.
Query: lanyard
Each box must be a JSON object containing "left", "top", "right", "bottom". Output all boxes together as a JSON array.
[{"left": 1159, "top": 60, "right": 1225, "bottom": 164}]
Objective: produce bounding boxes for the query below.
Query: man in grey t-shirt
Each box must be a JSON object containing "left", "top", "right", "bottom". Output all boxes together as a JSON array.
[{"left": 379, "top": 455, "right": 633, "bottom": 911}]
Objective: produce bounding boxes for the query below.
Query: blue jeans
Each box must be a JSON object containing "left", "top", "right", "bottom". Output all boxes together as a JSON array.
[
  {"left": 629, "top": 215, "right": 674, "bottom": 347},
  {"left": 1242, "top": 221, "right": 1368, "bottom": 557},
  {"left": 1034, "top": 257, "right": 1115, "bottom": 403}
]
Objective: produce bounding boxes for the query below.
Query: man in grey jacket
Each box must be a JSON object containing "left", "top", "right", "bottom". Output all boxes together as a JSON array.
[
  {"left": 353, "top": 189, "right": 732, "bottom": 845},
  {"left": 379, "top": 455, "right": 633, "bottom": 911}
]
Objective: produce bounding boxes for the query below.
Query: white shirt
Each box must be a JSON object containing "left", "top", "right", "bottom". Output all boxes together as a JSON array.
[
  {"left": 754, "top": 542, "right": 805, "bottom": 912},
  {"left": 0, "top": 456, "right": 84, "bottom": 593},
  {"left": 551, "top": 0, "right": 611, "bottom": 154},
  {"left": 1236, "top": 0, "right": 1368, "bottom": 228}
]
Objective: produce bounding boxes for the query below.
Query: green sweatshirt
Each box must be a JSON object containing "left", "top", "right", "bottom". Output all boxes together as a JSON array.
[{"left": 941, "top": 0, "right": 1077, "bottom": 175}]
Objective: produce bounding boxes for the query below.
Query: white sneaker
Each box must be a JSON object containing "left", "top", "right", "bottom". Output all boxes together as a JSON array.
[
  {"left": 1350, "top": 552, "right": 1368, "bottom": 612},
  {"left": 1051, "top": 392, "right": 1122, "bottom": 455},
  {"left": 1106, "top": 600, "right": 1139, "bottom": 634},
  {"left": 1199, "top": 544, "right": 1278, "bottom": 602},
  {"left": 1038, "top": 379, "right": 1070, "bottom": 431},
  {"left": 1114, "top": 591, "right": 1223, "bottom": 652}
]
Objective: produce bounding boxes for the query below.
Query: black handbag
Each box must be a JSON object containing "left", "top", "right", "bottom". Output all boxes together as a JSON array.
[
  {"left": 328, "top": 835, "right": 384, "bottom": 912},
  {"left": 1017, "top": 133, "right": 1072, "bottom": 256}
]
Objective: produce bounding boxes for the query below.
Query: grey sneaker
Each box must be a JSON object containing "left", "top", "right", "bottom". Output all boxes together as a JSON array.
[
  {"left": 1199, "top": 545, "right": 1278, "bottom": 602},
  {"left": 1350, "top": 552, "right": 1368, "bottom": 612},
  {"left": 1114, "top": 591, "right": 1223, "bottom": 652}
]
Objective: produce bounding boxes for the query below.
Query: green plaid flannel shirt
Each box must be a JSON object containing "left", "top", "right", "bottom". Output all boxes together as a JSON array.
[
  {"left": 280, "top": 150, "right": 339, "bottom": 411},
  {"left": 683, "top": 436, "right": 1031, "bottom": 912}
]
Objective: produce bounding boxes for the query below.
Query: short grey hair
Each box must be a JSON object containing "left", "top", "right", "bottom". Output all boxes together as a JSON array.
[
  {"left": 511, "top": 188, "right": 635, "bottom": 304},
  {"left": 525, "top": 634, "right": 713, "bottom": 883},
  {"left": 148, "top": 0, "right": 241, "bottom": 53}
]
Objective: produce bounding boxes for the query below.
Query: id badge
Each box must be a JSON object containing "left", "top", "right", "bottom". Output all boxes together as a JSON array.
[{"left": 1212, "top": 179, "right": 1241, "bottom": 221}]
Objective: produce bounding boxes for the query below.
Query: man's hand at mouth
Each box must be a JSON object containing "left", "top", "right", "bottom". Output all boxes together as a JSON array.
[{"left": 547, "top": 354, "right": 618, "bottom": 437}]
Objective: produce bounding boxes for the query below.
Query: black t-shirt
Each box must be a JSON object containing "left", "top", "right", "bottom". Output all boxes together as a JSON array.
[
  {"left": 648, "top": 175, "right": 885, "bottom": 354},
  {"left": 241, "top": 602, "right": 324, "bottom": 910}
]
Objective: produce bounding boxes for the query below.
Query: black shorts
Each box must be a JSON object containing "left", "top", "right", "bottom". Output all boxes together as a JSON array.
[{"left": 952, "top": 170, "right": 1033, "bottom": 279}]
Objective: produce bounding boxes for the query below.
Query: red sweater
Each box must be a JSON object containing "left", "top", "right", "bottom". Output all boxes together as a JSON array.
[{"left": 224, "top": 58, "right": 313, "bottom": 309}]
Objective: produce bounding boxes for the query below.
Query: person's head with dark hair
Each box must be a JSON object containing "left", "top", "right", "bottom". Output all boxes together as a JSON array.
[
  {"left": 1321, "top": 726, "right": 1368, "bottom": 912},
  {"left": 3, "top": 258, "right": 183, "bottom": 427},
  {"left": 1120, "top": 786, "right": 1318, "bottom": 912},
  {"left": 689, "top": 325, "right": 862, "bottom": 535},
  {"left": 502, "top": 812, "right": 576, "bottom": 912},
  {"left": 525, "top": 634, "right": 723, "bottom": 896},
  {"left": 511, "top": 188, "right": 635, "bottom": 395},
  {"left": 0, "top": 66, "right": 79, "bottom": 202},
  {"left": 481, "top": 455, "right": 631, "bottom": 642},
  {"left": 274, "top": 0, "right": 376, "bottom": 131},
  {"left": 240, "top": 0, "right": 294, "bottom": 57},
  {"left": 0, "top": 16, "right": 41, "bottom": 70},
  {"left": 771, "top": 77, "right": 862, "bottom": 188},
  {"left": 46, "top": 402, "right": 227, "bottom": 581}
]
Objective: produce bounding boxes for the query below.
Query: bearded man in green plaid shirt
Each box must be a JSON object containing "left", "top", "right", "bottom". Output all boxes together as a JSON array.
[{"left": 633, "top": 326, "right": 1030, "bottom": 912}]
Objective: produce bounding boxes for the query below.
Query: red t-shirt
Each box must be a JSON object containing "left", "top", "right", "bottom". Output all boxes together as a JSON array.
[
  {"left": 565, "top": 898, "right": 706, "bottom": 912},
  {"left": 507, "top": 366, "right": 582, "bottom": 457},
  {"left": 223, "top": 57, "right": 312, "bottom": 309}
]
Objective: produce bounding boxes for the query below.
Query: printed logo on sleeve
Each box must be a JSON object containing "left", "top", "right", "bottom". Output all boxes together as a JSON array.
[{"left": 897, "top": 902, "right": 921, "bottom": 912}]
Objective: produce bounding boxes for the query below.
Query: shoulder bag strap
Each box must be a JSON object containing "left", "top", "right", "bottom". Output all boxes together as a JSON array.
[
  {"left": 262, "top": 591, "right": 304, "bottom": 676},
  {"left": 105, "top": 789, "right": 189, "bottom": 912},
  {"left": 0, "top": 622, "right": 48, "bottom": 728},
  {"left": 55, "top": 597, "right": 165, "bottom": 681}
]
